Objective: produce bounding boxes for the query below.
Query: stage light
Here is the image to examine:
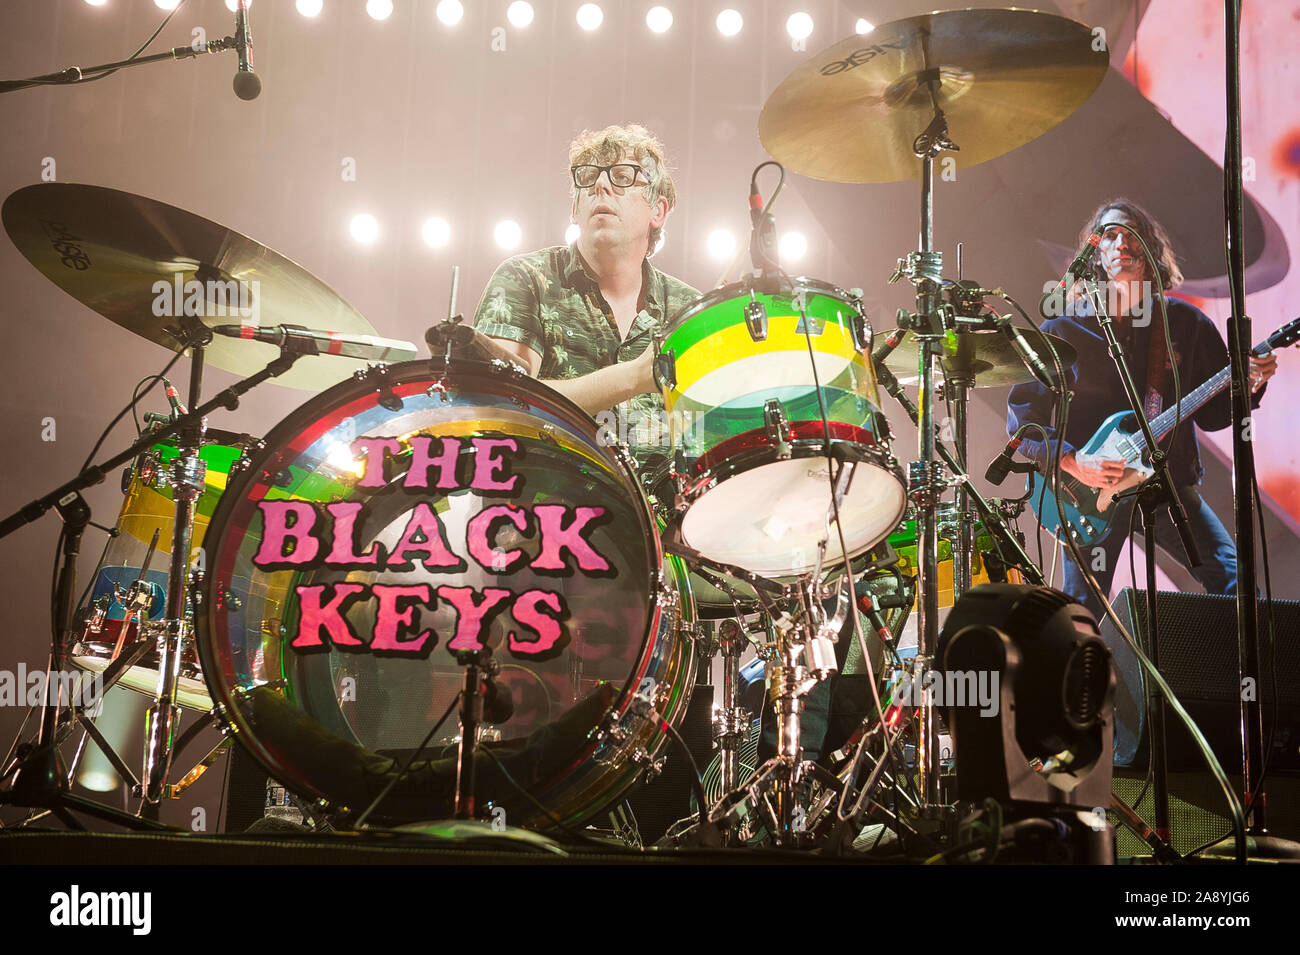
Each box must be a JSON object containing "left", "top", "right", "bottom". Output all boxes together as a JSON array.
[
  {"left": 855, "top": 18, "right": 874, "bottom": 34},
  {"left": 786, "top": 12, "right": 813, "bottom": 41},
  {"left": 366, "top": 0, "right": 393, "bottom": 20},
  {"left": 422, "top": 217, "right": 451, "bottom": 249},
  {"left": 706, "top": 229, "right": 736, "bottom": 261},
  {"left": 350, "top": 213, "right": 380, "bottom": 244},
  {"left": 646, "top": 6, "right": 672, "bottom": 33},
  {"left": 507, "top": 1, "right": 534, "bottom": 27},
  {"left": 225, "top": 0, "right": 254, "bottom": 12},
  {"left": 296, "top": 0, "right": 323, "bottom": 17},
  {"left": 565, "top": 223, "right": 581, "bottom": 244},
  {"left": 779, "top": 231, "right": 807, "bottom": 262},
  {"left": 436, "top": 0, "right": 464, "bottom": 26},
  {"left": 84, "top": 0, "right": 108, "bottom": 7},
  {"left": 715, "top": 9, "right": 742, "bottom": 36},
  {"left": 154, "top": 0, "right": 179, "bottom": 10},
  {"left": 494, "top": 220, "right": 523, "bottom": 249},
  {"left": 576, "top": 3, "right": 603, "bottom": 31}
]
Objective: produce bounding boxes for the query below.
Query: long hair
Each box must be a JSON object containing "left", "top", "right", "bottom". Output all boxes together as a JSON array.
[
  {"left": 569, "top": 124, "right": 677, "bottom": 257},
  {"left": 1079, "top": 198, "right": 1184, "bottom": 289}
]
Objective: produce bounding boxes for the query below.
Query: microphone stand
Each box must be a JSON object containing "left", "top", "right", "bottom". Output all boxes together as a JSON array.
[
  {"left": 0, "top": 34, "right": 247, "bottom": 95},
  {"left": 1079, "top": 275, "right": 1200, "bottom": 847},
  {"left": 0, "top": 345, "right": 300, "bottom": 829}
]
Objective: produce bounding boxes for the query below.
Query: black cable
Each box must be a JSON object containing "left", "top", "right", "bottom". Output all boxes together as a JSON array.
[
  {"left": 354, "top": 692, "right": 461, "bottom": 829},
  {"left": 81, "top": 351, "right": 184, "bottom": 472}
]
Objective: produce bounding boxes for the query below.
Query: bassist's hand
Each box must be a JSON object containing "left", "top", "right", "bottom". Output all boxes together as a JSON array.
[{"left": 1062, "top": 451, "right": 1127, "bottom": 489}]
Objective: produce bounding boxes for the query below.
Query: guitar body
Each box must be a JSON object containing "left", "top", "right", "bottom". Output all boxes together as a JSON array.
[
  {"left": 1023, "top": 316, "right": 1299, "bottom": 548},
  {"left": 1026, "top": 411, "right": 1152, "bottom": 546}
]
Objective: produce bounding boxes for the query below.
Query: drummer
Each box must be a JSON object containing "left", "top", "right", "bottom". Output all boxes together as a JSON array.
[{"left": 471, "top": 123, "right": 699, "bottom": 468}]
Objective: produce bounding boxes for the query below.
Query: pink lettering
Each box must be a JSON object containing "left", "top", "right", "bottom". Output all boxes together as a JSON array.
[
  {"left": 386, "top": 502, "right": 464, "bottom": 570},
  {"left": 323, "top": 501, "right": 382, "bottom": 565},
  {"left": 351, "top": 437, "right": 403, "bottom": 488},
  {"left": 291, "top": 583, "right": 365, "bottom": 648},
  {"left": 508, "top": 589, "right": 567, "bottom": 656},
  {"left": 470, "top": 437, "right": 519, "bottom": 491},
  {"left": 437, "top": 586, "right": 514, "bottom": 651},
  {"left": 530, "top": 505, "right": 610, "bottom": 573},
  {"left": 370, "top": 584, "right": 434, "bottom": 653},
  {"left": 404, "top": 435, "right": 462, "bottom": 489},
  {"left": 254, "top": 501, "right": 320, "bottom": 566},
  {"left": 466, "top": 504, "right": 530, "bottom": 572}
]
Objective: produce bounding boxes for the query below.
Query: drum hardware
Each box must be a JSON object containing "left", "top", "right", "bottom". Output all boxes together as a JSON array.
[
  {"left": 761, "top": 399, "right": 791, "bottom": 459},
  {"left": 713, "top": 618, "right": 750, "bottom": 800},
  {"left": 354, "top": 363, "right": 404, "bottom": 412},
  {"left": 0, "top": 341, "right": 302, "bottom": 827}
]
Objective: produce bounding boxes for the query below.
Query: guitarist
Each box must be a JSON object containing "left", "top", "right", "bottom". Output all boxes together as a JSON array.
[{"left": 1006, "top": 198, "right": 1277, "bottom": 619}]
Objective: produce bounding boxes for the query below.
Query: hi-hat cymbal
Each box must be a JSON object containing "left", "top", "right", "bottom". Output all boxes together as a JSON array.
[
  {"left": 881, "top": 326, "right": 1077, "bottom": 388},
  {"left": 2, "top": 182, "right": 378, "bottom": 391},
  {"left": 759, "top": 8, "right": 1108, "bottom": 183}
]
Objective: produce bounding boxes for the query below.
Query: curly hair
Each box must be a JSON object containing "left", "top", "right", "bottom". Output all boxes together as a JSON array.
[
  {"left": 1080, "top": 197, "right": 1184, "bottom": 289},
  {"left": 569, "top": 124, "right": 677, "bottom": 257}
]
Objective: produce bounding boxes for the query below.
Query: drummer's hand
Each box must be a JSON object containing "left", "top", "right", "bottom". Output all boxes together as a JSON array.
[
  {"left": 1250, "top": 353, "right": 1277, "bottom": 393},
  {"left": 632, "top": 342, "right": 657, "bottom": 394},
  {"left": 1062, "top": 451, "right": 1127, "bottom": 490}
]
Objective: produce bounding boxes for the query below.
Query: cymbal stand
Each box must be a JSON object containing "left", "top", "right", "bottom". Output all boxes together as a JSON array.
[
  {"left": 140, "top": 317, "right": 211, "bottom": 814},
  {"left": 887, "top": 101, "right": 957, "bottom": 812}
]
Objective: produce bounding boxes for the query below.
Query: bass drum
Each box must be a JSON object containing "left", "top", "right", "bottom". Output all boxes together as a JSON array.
[{"left": 196, "top": 360, "right": 696, "bottom": 829}]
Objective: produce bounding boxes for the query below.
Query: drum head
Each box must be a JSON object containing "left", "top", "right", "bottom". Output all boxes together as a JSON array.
[{"left": 197, "top": 360, "right": 690, "bottom": 827}]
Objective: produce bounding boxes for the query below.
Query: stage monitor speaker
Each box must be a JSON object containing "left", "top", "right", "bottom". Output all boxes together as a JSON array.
[
  {"left": 1112, "top": 769, "right": 1300, "bottom": 857},
  {"left": 1099, "top": 589, "right": 1300, "bottom": 774}
]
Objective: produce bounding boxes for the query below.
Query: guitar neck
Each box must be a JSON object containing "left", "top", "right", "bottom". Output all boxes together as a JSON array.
[{"left": 1131, "top": 342, "right": 1266, "bottom": 455}]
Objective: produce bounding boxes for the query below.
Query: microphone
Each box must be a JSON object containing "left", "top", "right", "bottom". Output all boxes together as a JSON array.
[
  {"left": 211, "top": 324, "right": 418, "bottom": 362},
  {"left": 871, "top": 327, "right": 906, "bottom": 366},
  {"left": 232, "top": 0, "right": 261, "bottom": 101},
  {"left": 160, "top": 377, "right": 188, "bottom": 418},
  {"left": 483, "top": 676, "right": 514, "bottom": 724},
  {"left": 1056, "top": 231, "right": 1102, "bottom": 290},
  {"left": 1000, "top": 319, "right": 1061, "bottom": 393},
  {"left": 984, "top": 436, "right": 1023, "bottom": 486},
  {"left": 1040, "top": 232, "right": 1101, "bottom": 319}
]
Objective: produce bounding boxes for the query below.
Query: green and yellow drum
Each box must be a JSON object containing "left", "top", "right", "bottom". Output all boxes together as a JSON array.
[{"left": 658, "top": 278, "right": 906, "bottom": 577}]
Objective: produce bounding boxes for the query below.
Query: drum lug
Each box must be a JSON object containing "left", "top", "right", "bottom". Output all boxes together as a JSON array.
[
  {"left": 655, "top": 572, "right": 681, "bottom": 614},
  {"left": 763, "top": 399, "right": 791, "bottom": 459},
  {"left": 632, "top": 748, "right": 665, "bottom": 782},
  {"left": 654, "top": 343, "right": 676, "bottom": 391},
  {"left": 744, "top": 294, "right": 768, "bottom": 342}
]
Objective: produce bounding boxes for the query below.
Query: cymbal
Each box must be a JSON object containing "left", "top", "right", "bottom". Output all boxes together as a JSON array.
[
  {"left": 2, "top": 183, "right": 378, "bottom": 391},
  {"left": 881, "top": 326, "right": 1077, "bottom": 389},
  {"left": 759, "top": 8, "right": 1108, "bottom": 183}
]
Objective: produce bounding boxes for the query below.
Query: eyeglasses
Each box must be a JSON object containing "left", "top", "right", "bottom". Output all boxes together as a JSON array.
[{"left": 571, "top": 163, "right": 647, "bottom": 189}]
